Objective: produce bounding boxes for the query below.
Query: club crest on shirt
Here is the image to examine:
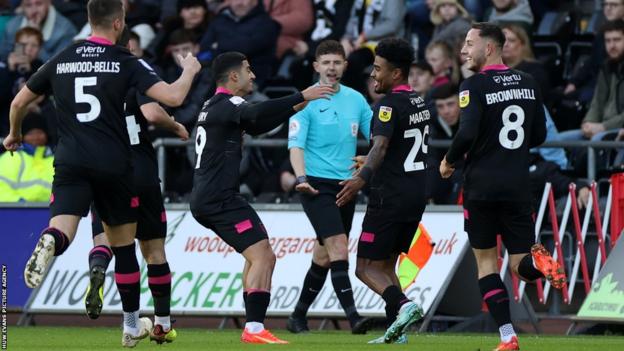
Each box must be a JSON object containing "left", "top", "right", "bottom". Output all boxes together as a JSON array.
[
  {"left": 459, "top": 90, "right": 470, "bottom": 108},
  {"left": 351, "top": 122, "right": 358, "bottom": 137},
  {"left": 378, "top": 106, "right": 392, "bottom": 122}
]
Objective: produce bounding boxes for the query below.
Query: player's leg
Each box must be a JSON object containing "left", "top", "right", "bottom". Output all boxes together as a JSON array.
[
  {"left": 134, "top": 185, "right": 175, "bottom": 344},
  {"left": 85, "top": 205, "right": 113, "bottom": 320},
  {"left": 466, "top": 200, "right": 519, "bottom": 351},
  {"left": 287, "top": 241, "right": 330, "bottom": 333},
  {"left": 502, "top": 202, "right": 565, "bottom": 289},
  {"left": 24, "top": 166, "right": 92, "bottom": 288}
]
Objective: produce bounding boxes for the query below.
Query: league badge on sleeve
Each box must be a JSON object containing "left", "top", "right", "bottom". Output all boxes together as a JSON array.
[
  {"left": 459, "top": 90, "right": 470, "bottom": 108},
  {"left": 378, "top": 106, "right": 392, "bottom": 122},
  {"left": 289, "top": 120, "right": 300, "bottom": 137}
]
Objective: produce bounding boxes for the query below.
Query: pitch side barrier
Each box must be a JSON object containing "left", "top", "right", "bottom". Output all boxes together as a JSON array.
[
  {"left": 10, "top": 204, "right": 470, "bottom": 329},
  {"left": 151, "top": 138, "right": 624, "bottom": 192}
]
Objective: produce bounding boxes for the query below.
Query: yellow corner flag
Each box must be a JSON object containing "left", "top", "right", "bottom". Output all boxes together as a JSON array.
[{"left": 398, "top": 224, "right": 435, "bottom": 291}]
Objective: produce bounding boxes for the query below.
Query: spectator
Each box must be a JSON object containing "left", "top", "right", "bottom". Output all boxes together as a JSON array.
[
  {"left": 564, "top": 0, "right": 624, "bottom": 104},
  {"left": 430, "top": 0, "right": 472, "bottom": 51},
  {"left": 0, "top": 26, "right": 45, "bottom": 136},
  {"left": 529, "top": 154, "right": 591, "bottom": 209},
  {"left": 425, "top": 40, "right": 459, "bottom": 86},
  {"left": 341, "top": 0, "right": 406, "bottom": 94},
  {"left": 559, "top": 20, "right": 624, "bottom": 143},
  {"left": 0, "top": 0, "right": 12, "bottom": 35},
  {"left": 501, "top": 23, "right": 551, "bottom": 95},
  {"left": 147, "top": 0, "right": 210, "bottom": 64},
  {"left": 406, "top": 0, "right": 435, "bottom": 58},
  {"left": 427, "top": 83, "right": 462, "bottom": 204},
  {"left": 463, "top": 0, "right": 493, "bottom": 21},
  {"left": 264, "top": 0, "right": 313, "bottom": 60},
  {"left": 155, "top": 29, "right": 214, "bottom": 131},
  {"left": 198, "top": 0, "right": 279, "bottom": 88},
  {"left": 0, "top": 0, "right": 76, "bottom": 61},
  {"left": 485, "top": 0, "right": 533, "bottom": 32},
  {"left": 0, "top": 113, "right": 53, "bottom": 202},
  {"left": 126, "top": 30, "right": 143, "bottom": 58},
  {"left": 409, "top": 60, "right": 436, "bottom": 99},
  {"left": 289, "top": 0, "right": 355, "bottom": 89}
]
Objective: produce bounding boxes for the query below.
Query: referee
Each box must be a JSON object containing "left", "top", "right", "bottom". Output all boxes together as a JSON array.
[{"left": 286, "top": 40, "right": 373, "bottom": 334}]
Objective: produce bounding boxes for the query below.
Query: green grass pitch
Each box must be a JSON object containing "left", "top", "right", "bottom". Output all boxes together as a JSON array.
[{"left": 7, "top": 327, "right": 624, "bottom": 350}]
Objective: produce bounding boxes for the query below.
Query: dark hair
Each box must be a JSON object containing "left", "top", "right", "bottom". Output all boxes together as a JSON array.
[
  {"left": 315, "top": 40, "right": 345, "bottom": 59},
  {"left": 14, "top": 27, "right": 43, "bottom": 46},
  {"left": 411, "top": 60, "right": 434, "bottom": 75},
  {"left": 602, "top": 19, "right": 624, "bottom": 35},
  {"left": 117, "top": 26, "right": 131, "bottom": 47},
  {"left": 431, "top": 83, "right": 458, "bottom": 100},
  {"left": 129, "top": 31, "right": 140, "bottom": 44},
  {"left": 212, "top": 51, "right": 247, "bottom": 83},
  {"left": 471, "top": 22, "right": 506, "bottom": 50},
  {"left": 88, "top": 0, "right": 124, "bottom": 29},
  {"left": 177, "top": 0, "right": 208, "bottom": 13},
  {"left": 375, "top": 37, "right": 414, "bottom": 78},
  {"left": 168, "top": 28, "right": 196, "bottom": 46}
]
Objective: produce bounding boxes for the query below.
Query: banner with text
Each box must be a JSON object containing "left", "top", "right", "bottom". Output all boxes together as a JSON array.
[{"left": 29, "top": 210, "right": 467, "bottom": 316}]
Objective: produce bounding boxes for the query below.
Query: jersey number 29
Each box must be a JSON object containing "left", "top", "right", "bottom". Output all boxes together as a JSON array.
[{"left": 403, "top": 125, "right": 429, "bottom": 172}]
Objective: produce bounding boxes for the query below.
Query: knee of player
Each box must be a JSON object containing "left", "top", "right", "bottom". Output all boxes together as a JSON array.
[
  {"left": 355, "top": 262, "right": 367, "bottom": 281},
  {"left": 141, "top": 247, "right": 167, "bottom": 264}
]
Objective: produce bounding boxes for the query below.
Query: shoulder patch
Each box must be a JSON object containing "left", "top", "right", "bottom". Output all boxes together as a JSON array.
[
  {"left": 289, "top": 119, "right": 300, "bottom": 137},
  {"left": 229, "top": 96, "right": 246, "bottom": 106},
  {"left": 459, "top": 90, "right": 470, "bottom": 108},
  {"left": 378, "top": 106, "right": 392, "bottom": 122}
]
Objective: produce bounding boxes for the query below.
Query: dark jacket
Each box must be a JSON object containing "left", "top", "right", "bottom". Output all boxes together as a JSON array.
[
  {"left": 583, "top": 60, "right": 624, "bottom": 130},
  {"left": 199, "top": 3, "right": 280, "bottom": 88}
]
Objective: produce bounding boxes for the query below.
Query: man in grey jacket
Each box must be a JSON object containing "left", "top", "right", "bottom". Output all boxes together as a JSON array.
[
  {"left": 486, "top": 0, "right": 533, "bottom": 32},
  {"left": 0, "top": 0, "right": 77, "bottom": 62}
]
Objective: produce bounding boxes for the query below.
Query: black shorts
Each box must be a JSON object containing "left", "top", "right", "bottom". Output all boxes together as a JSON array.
[
  {"left": 464, "top": 200, "right": 534, "bottom": 254},
  {"left": 300, "top": 176, "right": 356, "bottom": 244},
  {"left": 193, "top": 204, "right": 268, "bottom": 253},
  {"left": 50, "top": 165, "right": 137, "bottom": 226},
  {"left": 91, "top": 185, "right": 166, "bottom": 241},
  {"left": 357, "top": 204, "right": 425, "bottom": 260}
]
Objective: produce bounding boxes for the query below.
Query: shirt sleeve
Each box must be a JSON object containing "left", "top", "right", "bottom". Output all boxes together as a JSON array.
[
  {"left": 446, "top": 77, "right": 483, "bottom": 165},
  {"left": 128, "top": 56, "right": 162, "bottom": 94},
  {"left": 288, "top": 108, "right": 310, "bottom": 149},
  {"left": 371, "top": 97, "right": 396, "bottom": 139},
  {"left": 26, "top": 60, "right": 54, "bottom": 95},
  {"left": 359, "top": 95, "right": 373, "bottom": 142},
  {"left": 136, "top": 90, "right": 155, "bottom": 107}
]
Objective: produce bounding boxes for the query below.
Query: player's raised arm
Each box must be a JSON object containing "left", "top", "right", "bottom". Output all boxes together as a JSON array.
[
  {"left": 3, "top": 85, "right": 43, "bottom": 152},
  {"left": 140, "top": 101, "right": 189, "bottom": 141},
  {"left": 145, "top": 53, "right": 202, "bottom": 107}
]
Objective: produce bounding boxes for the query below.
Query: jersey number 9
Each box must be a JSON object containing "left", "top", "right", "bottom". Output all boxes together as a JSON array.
[{"left": 195, "top": 126, "right": 207, "bottom": 169}]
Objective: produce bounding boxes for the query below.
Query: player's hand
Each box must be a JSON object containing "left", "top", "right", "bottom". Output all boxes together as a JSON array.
[
  {"left": 349, "top": 155, "right": 367, "bottom": 175},
  {"left": 178, "top": 52, "right": 201, "bottom": 75},
  {"left": 295, "top": 182, "right": 319, "bottom": 195},
  {"left": 439, "top": 157, "right": 455, "bottom": 179},
  {"left": 301, "top": 85, "right": 335, "bottom": 101},
  {"left": 174, "top": 122, "right": 189, "bottom": 141},
  {"left": 577, "top": 186, "right": 590, "bottom": 210},
  {"left": 336, "top": 177, "right": 365, "bottom": 207},
  {"left": 3, "top": 133, "right": 22, "bottom": 155}
]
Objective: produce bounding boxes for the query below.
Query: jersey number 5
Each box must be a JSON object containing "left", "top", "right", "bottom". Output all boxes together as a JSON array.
[
  {"left": 75, "top": 77, "right": 101, "bottom": 122},
  {"left": 499, "top": 105, "right": 525, "bottom": 150},
  {"left": 403, "top": 125, "right": 429, "bottom": 172},
  {"left": 195, "top": 126, "right": 207, "bottom": 169}
]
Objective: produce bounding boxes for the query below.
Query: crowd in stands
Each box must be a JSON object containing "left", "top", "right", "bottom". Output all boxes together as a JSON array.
[{"left": 0, "top": 0, "right": 623, "bottom": 206}]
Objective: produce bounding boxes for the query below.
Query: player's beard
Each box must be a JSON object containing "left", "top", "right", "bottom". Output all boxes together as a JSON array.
[{"left": 469, "top": 53, "right": 487, "bottom": 72}]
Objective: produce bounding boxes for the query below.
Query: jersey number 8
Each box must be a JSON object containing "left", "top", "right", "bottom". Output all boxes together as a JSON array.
[{"left": 499, "top": 105, "right": 525, "bottom": 150}]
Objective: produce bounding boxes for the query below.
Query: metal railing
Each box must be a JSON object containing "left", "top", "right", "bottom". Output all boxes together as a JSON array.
[{"left": 152, "top": 138, "right": 624, "bottom": 192}]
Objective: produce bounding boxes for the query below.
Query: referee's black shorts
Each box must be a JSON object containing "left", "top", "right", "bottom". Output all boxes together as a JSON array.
[
  {"left": 300, "top": 176, "right": 356, "bottom": 244},
  {"left": 91, "top": 184, "right": 166, "bottom": 241},
  {"left": 50, "top": 165, "right": 137, "bottom": 226},
  {"left": 463, "top": 200, "right": 534, "bottom": 254},
  {"left": 192, "top": 203, "right": 268, "bottom": 254}
]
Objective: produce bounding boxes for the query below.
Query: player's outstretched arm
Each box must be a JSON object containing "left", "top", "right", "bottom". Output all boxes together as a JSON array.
[
  {"left": 3, "top": 86, "right": 41, "bottom": 152},
  {"left": 140, "top": 102, "right": 189, "bottom": 141},
  {"left": 290, "top": 147, "right": 319, "bottom": 195},
  {"left": 336, "top": 135, "right": 389, "bottom": 207},
  {"left": 145, "top": 53, "right": 202, "bottom": 107},
  {"left": 241, "top": 85, "right": 334, "bottom": 135}
]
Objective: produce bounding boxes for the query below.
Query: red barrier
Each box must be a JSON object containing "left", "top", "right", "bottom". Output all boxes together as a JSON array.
[
  {"left": 611, "top": 173, "right": 624, "bottom": 246},
  {"left": 569, "top": 184, "right": 592, "bottom": 295},
  {"left": 547, "top": 187, "right": 570, "bottom": 303},
  {"left": 590, "top": 182, "right": 608, "bottom": 266}
]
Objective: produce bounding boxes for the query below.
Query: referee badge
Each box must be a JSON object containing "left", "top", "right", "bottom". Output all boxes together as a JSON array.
[
  {"left": 351, "top": 122, "right": 358, "bottom": 137},
  {"left": 289, "top": 120, "right": 300, "bottom": 137},
  {"left": 378, "top": 106, "right": 392, "bottom": 122},
  {"left": 459, "top": 90, "right": 470, "bottom": 108}
]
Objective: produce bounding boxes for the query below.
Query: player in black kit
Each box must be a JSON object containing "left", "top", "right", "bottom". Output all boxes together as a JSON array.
[
  {"left": 336, "top": 38, "right": 431, "bottom": 344},
  {"left": 439, "top": 23, "right": 565, "bottom": 351},
  {"left": 3, "top": 0, "right": 200, "bottom": 347},
  {"left": 85, "top": 27, "right": 188, "bottom": 344},
  {"left": 190, "top": 52, "right": 333, "bottom": 344}
]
